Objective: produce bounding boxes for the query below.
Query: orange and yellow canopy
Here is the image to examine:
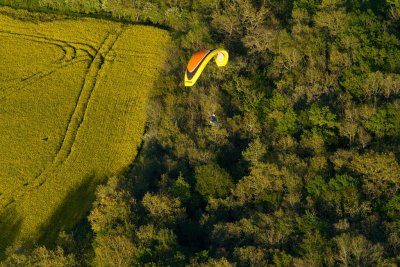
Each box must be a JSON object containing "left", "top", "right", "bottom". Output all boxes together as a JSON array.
[{"left": 184, "top": 48, "right": 229, "bottom": 86}]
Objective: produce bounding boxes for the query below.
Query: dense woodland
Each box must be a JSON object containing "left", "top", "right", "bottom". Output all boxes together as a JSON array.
[{"left": 1, "top": 0, "right": 400, "bottom": 266}]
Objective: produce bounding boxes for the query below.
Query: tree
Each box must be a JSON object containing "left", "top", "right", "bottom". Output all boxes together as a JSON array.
[
  {"left": 273, "top": 250, "right": 293, "bottom": 267},
  {"left": 169, "top": 173, "right": 191, "bottom": 204},
  {"left": 364, "top": 108, "right": 393, "bottom": 138},
  {"left": 295, "top": 231, "right": 332, "bottom": 267},
  {"left": 4, "top": 246, "right": 77, "bottom": 267},
  {"left": 242, "top": 138, "right": 266, "bottom": 165},
  {"left": 384, "top": 221, "right": 400, "bottom": 256},
  {"left": 211, "top": 0, "right": 266, "bottom": 40},
  {"left": 293, "top": 0, "right": 321, "bottom": 15},
  {"left": 315, "top": 0, "right": 349, "bottom": 36},
  {"left": 234, "top": 162, "right": 301, "bottom": 209},
  {"left": 387, "top": 0, "right": 400, "bottom": 19},
  {"left": 93, "top": 235, "right": 136, "bottom": 267},
  {"left": 306, "top": 175, "right": 368, "bottom": 219},
  {"left": 364, "top": 103, "right": 400, "bottom": 139},
  {"left": 87, "top": 177, "right": 137, "bottom": 266},
  {"left": 348, "top": 152, "right": 400, "bottom": 200},
  {"left": 302, "top": 104, "right": 339, "bottom": 143},
  {"left": 195, "top": 163, "right": 233, "bottom": 200},
  {"left": 198, "top": 257, "right": 234, "bottom": 267},
  {"left": 233, "top": 246, "right": 269, "bottom": 266},
  {"left": 385, "top": 195, "right": 400, "bottom": 221},
  {"left": 333, "top": 234, "right": 384, "bottom": 266},
  {"left": 141, "top": 193, "right": 186, "bottom": 226},
  {"left": 134, "top": 225, "right": 184, "bottom": 265},
  {"left": 88, "top": 177, "right": 133, "bottom": 236}
]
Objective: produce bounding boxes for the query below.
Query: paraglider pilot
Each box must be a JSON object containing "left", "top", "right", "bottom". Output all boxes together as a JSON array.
[{"left": 210, "top": 114, "right": 219, "bottom": 126}]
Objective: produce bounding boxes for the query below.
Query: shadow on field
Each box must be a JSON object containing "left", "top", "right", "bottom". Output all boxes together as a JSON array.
[
  {"left": 36, "top": 173, "right": 106, "bottom": 246},
  {"left": 0, "top": 205, "right": 22, "bottom": 259}
]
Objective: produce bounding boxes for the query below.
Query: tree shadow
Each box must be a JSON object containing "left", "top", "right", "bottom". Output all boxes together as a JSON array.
[
  {"left": 125, "top": 138, "right": 168, "bottom": 199},
  {"left": 36, "top": 172, "right": 106, "bottom": 246},
  {"left": 0, "top": 205, "right": 22, "bottom": 259}
]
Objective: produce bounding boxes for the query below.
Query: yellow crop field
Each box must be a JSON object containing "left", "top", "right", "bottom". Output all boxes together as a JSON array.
[{"left": 0, "top": 7, "right": 170, "bottom": 252}]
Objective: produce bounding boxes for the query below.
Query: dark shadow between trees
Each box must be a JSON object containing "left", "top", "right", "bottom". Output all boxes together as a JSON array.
[{"left": 125, "top": 138, "right": 168, "bottom": 199}]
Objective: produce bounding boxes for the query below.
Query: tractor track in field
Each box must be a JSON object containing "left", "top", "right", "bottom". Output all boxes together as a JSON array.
[
  {"left": 0, "top": 27, "right": 125, "bottom": 208},
  {"left": 0, "top": 30, "right": 77, "bottom": 60},
  {"left": 0, "top": 30, "right": 97, "bottom": 100},
  {"left": 0, "top": 58, "right": 89, "bottom": 100},
  {"left": 0, "top": 30, "right": 97, "bottom": 57},
  {"left": 53, "top": 28, "right": 124, "bottom": 165}
]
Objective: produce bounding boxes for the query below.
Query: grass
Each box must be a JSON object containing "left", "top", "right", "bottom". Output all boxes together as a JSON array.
[{"left": 0, "top": 6, "right": 170, "bottom": 253}]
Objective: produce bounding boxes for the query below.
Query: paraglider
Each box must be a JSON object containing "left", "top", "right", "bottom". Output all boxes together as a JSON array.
[
  {"left": 210, "top": 114, "right": 220, "bottom": 126},
  {"left": 184, "top": 48, "right": 229, "bottom": 86}
]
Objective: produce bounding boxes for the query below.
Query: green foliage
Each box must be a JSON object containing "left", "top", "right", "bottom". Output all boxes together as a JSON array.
[
  {"left": 3, "top": 246, "right": 77, "bottom": 267},
  {"left": 233, "top": 246, "right": 268, "bottom": 266},
  {"left": 268, "top": 93, "right": 288, "bottom": 111},
  {"left": 296, "top": 210, "right": 328, "bottom": 234},
  {"left": 388, "top": 0, "right": 400, "bottom": 8},
  {"left": 141, "top": 193, "right": 186, "bottom": 226},
  {"left": 348, "top": 152, "right": 400, "bottom": 199},
  {"left": 307, "top": 175, "right": 363, "bottom": 218},
  {"left": 301, "top": 104, "right": 339, "bottom": 142},
  {"left": 339, "top": 10, "right": 400, "bottom": 98},
  {"left": 365, "top": 108, "right": 394, "bottom": 138},
  {"left": 88, "top": 177, "right": 133, "bottom": 236},
  {"left": 307, "top": 105, "right": 338, "bottom": 131},
  {"left": 242, "top": 138, "right": 266, "bottom": 165},
  {"left": 294, "top": 0, "right": 322, "bottom": 14},
  {"left": 191, "top": 0, "right": 219, "bottom": 12},
  {"left": 333, "top": 233, "right": 385, "bottom": 266},
  {"left": 135, "top": 225, "right": 184, "bottom": 266},
  {"left": 385, "top": 195, "right": 400, "bottom": 221},
  {"left": 365, "top": 104, "right": 400, "bottom": 138},
  {"left": 341, "top": 69, "right": 367, "bottom": 97},
  {"left": 297, "top": 231, "right": 331, "bottom": 266},
  {"left": 169, "top": 174, "right": 191, "bottom": 204},
  {"left": 306, "top": 176, "right": 328, "bottom": 197},
  {"left": 234, "top": 163, "right": 301, "bottom": 210},
  {"left": 275, "top": 109, "right": 299, "bottom": 136},
  {"left": 273, "top": 250, "right": 293, "bottom": 267},
  {"left": 93, "top": 235, "right": 136, "bottom": 267},
  {"left": 198, "top": 257, "right": 234, "bottom": 267},
  {"left": 195, "top": 163, "right": 233, "bottom": 200}
]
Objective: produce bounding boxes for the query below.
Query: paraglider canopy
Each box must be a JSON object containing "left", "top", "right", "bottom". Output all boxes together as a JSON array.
[{"left": 184, "top": 48, "right": 229, "bottom": 86}]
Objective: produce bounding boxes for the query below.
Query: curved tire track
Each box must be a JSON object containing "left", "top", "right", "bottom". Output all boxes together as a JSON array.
[
  {"left": 0, "top": 28, "right": 124, "bottom": 208},
  {"left": 0, "top": 58, "right": 89, "bottom": 100},
  {"left": 0, "top": 30, "right": 97, "bottom": 58},
  {"left": 53, "top": 30, "right": 123, "bottom": 164}
]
